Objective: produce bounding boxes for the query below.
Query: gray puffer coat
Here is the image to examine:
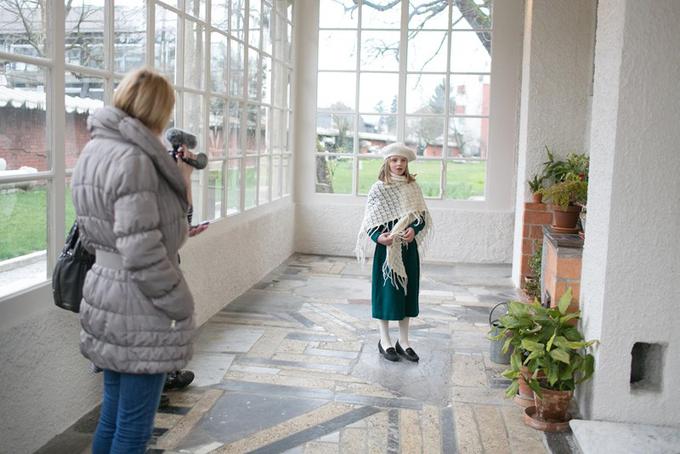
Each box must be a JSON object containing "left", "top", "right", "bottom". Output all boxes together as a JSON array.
[{"left": 72, "top": 106, "right": 195, "bottom": 374}]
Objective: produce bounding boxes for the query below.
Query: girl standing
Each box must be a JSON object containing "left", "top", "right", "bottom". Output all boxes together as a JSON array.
[{"left": 356, "top": 143, "right": 433, "bottom": 362}]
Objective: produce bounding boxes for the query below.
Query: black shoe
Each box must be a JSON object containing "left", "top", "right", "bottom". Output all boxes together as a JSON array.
[
  {"left": 164, "top": 370, "right": 195, "bottom": 391},
  {"left": 395, "top": 342, "right": 419, "bottom": 362},
  {"left": 378, "top": 341, "right": 400, "bottom": 362},
  {"left": 158, "top": 394, "right": 170, "bottom": 408}
]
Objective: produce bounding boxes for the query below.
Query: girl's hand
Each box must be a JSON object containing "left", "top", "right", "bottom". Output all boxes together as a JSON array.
[
  {"left": 377, "top": 233, "right": 393, "bottom": 246},
  {"left": 402, "top": 227, "right": 415, "bottom": 243}
]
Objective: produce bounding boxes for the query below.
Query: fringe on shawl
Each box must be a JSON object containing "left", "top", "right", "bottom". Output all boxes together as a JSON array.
[{"left": 355, "top": 209, "right": 434, "bottom": 294}]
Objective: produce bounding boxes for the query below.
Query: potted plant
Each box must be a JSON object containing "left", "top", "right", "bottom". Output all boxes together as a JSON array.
[
  {"left": 523, "top": 242, "right": 543, "bottom": 301},
  {"left": 527, "top": 173, "right": 544, "bottom": 203},
  {"left": 542, "top": 147, "right": 589, "bottom": 186},
  {"left": 501, "top": 289, "right": 597, "bottom": 430},
  {"left": 540, "top": 174, "right": 588, "bottom": 231}
]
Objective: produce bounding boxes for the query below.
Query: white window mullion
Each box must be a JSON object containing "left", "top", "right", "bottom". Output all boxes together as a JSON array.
[
  {"left": 397, "top": 0, "right": 409, "bottom": 143},
  {"left": 352, "top": 4, "right": 362, "bottom": 195},
  {"left": 147, "top": 1, "right": 156, "bottom": 67},
  {"left": 198, "top": 2, "right": 212, "bottom": 221},
  {"left": 48, "top": 0, "right": 67, "bottom": 273},
  {"left": 239, "top": 0, "right": 250, "bottom": 211},
  {"left": 440, "top": 0, "right": 455, "bottom": 200}
]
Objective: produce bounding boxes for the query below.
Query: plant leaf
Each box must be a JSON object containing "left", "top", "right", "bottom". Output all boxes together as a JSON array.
[
  {"left": 557, "top": 287, "right": 573, "bottom": 315},
  {"left": 521, "top": 339, "right": 544, "bottom": 352},
  {"left": 549, "top": 348, "right": 571, "bottom": 365},
  {"left": 505, "top": 380, "right": 520, "bottom": 398},
  {"left": 546, "top": 329, "right": 557, "bottom": 352}
]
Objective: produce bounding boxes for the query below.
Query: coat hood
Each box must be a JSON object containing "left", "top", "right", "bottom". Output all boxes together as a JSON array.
[{"left": 87, "top": 106, "right": 188, "bottom": 211}]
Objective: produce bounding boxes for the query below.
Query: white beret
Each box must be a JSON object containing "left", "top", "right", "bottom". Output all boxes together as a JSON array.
[{"left": 381, "top": 142, "right": 417, "bottom": 162}]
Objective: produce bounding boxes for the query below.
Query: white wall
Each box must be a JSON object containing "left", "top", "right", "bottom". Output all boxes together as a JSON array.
[
  {"left": 294, "top": 0, "right": 524, "bottom": 264},
  {"left": 510, "top": 0, "right": 597, "bottom": 284},
  {"left": 0, "top": 200, "right": 295, "bottom": 453},
  {"left": 579, "top": 0, "right": 680, "bottom": 427}
]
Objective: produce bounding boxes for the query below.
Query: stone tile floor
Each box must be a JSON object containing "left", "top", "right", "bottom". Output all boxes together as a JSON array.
[{"left": 44, "top": 254, "right": 573, "bottom": 454}]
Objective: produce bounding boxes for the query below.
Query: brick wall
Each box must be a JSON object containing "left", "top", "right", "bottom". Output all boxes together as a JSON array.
[{"left": 520, "top": 202, "right": 553, "bottom": 283}]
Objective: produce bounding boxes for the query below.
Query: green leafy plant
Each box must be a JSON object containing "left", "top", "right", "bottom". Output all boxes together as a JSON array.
[
  {"left": 542, "top": 146, "right": 589, "bottom": 184},
  {"left": 540, "top": 175, "right": 588, "bottom": 210},
  {"left": 496, "top": 289, "right": 598, "bottom": 397},
  {"left": 524, "top": 242, "right": 543, "bottom": 299},
  {"left": 528, "top": 173, "right": 544, "bottom": 193}
]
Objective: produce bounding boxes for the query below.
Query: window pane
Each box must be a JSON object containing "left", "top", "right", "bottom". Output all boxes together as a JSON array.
[
  {"left": 450, "top": 31, "right": 491, "bottom": 73},
  {"left": 258, "top": 155, "right": 270, "bottom": 203},
  {"left": 248, "top": 0, "right": 261, "bottom": 48},
  {"left": 211, "top": 32, "right": 228, "bottom": 93},
  {"left": 448, "top": 116, "right": 488, "bottom": 158},
  {"left": 449, "top": 74, "right": 490, "bottom": 116},
  {"left": 272, "top": 108, "right": 284, "bottom": 152},
  {"left": 282, "top": 154, "right": 291, "bottom": 195},
  {"left": 407, "top": 31, "right": 448, "bottom": 72},
  {"left": 410, "top": 160, "right": 441, "bottom": 198},
  {"left": 244, "top": 156, "right": 257, "bottom": 208},
  {"left": 271, "top": 155, "right": 281, "bottom": 199},
  {"left": 259, "top": 106, "right": 269, "bottom": 153},
  {"left": 406, "top": 74, "right": 447, "bottom": 114},
  {"left": 409, "top": 0, "right": 448, "bottom": 29},
  {"left": 65, "top": 0, "right": 105, "bottom": 69},
  {"left": 114, "top": 2, "right": 146, "bottom": 73},
  {"left": 209, "top": 97, "right": 226, "bottom": 159},
  {"left": 0, "top": 181, "right": 48, "bottom": 298},
  {"left": 185, "top": 19, "right": 205, "bottom": 89},
  {"left": 1, "top": 1, "right": 47, "bottom": 57},
  {"left": 207, "top": 162, "right": 222, "bottom": 220},
  {"left": 65, "top": 73, "right": 105, "bottom": 170},
  {"left": 184, "top": 93, "right": 204, "bottom": 152},
  {"left": 452, "top": 1, "right": 492, "bottom": 30},
  {"left": 245, "top": 104, "right": 258, "bottom": 154},
  {"left": 262, "top": 2, "right": 272, "bottom": 55},
  {"left": 66, "top": 175, "right": 76, "bottom": 231},
  {"left": 317, "top": 72, "right": 355, "bottom": 111},
  {"left": 357, "top": 157, "right": 382, "bottom": 195},
  {"left": 227, "top": 101, "right": 242, "bottom": 155},
  {"left": 361, "top": 2, "right": 400, "bottom": 29},
  {"left": 186, "top": 0, "right": 206, "bottom": 20},
  {"left": 230, "top": 39, "right": 245, "bottom": 97},
  {"left": 315, "top": 155, "right": 352, "bottom": 194},
  {"left": 316, "top": 113, "right": 354, "bottom": 153},
  {"left": 319, "top": 0, "right": 357, "bottom": 29},
  {"left": 155, "top": 7, "right": 178, "bottom": 83},
  {"left": 286, "top": 110, "right": 293, "bottom": 150},
  {"left": 318, "top": 31, "right": 357, "bottom": 71},
  {"left": 446, "top": 160, "right": 486, "bottom": 200},
  {"left": 360, "top": 31, "right": 399, "bottom": 71},
  {"left": 261, "top": 55, "right": 271, "bottom": 103},
  {"left": 359, "top": 114, "right": 396, "bottom": 143},
  {"left": 359, "top": 73, "right": 398, "bottom": 114},
  {"left": 405, "top": 116, "right": 445, "bottom": 153},
  {"left": 231, "top": 0, "right": 247, "bottom": 41},
  {"left": 0, "top": 63, "right": 48, "bottom": 170},
  {"left": 212, "top": 1, "right": 229, "bottom": 29},
  {"left": 226, "top": 159, "right": 241, "bottom": 214},
  {"left": 272, "top": 60, "right": 286, "bottom": 108},
  {"left": 247, "top": 49, "right": 259, "bottom": 100}
]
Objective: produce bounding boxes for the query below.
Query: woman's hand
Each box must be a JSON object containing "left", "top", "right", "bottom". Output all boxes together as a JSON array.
[
  {"left": 176, "top": 145, "right": 193, "bottom": 203},
  {"left": 402, "top": 227, "right": 416, "bottom": 243},
  {"left": 377, "top": 233, "right": 394, "bottom": 246},
  {"left": 188, "top": 223, "right": 209, "bottom": 237}
]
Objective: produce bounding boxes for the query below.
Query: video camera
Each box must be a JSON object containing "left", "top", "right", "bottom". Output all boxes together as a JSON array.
[{"left": 165, "top": 128, "right": 208, "bottom": 170}]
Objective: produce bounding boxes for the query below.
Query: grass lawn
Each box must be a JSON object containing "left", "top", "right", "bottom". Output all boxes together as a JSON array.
[
  {"left": 0, "top": 187, "right": 76, "bottom": 261},
  {"left": 321, "top": 157, "right": 486, "bottom": 199}
]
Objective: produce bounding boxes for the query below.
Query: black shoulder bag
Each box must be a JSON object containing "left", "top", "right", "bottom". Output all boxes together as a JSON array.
[{"left": 52, "top": 221, "right": 95, "bottom": 313}]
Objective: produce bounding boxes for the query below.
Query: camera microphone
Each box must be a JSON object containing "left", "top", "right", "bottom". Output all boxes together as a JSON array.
[{"left": 165, "top": 128, "right": 208, "bottom": 170}]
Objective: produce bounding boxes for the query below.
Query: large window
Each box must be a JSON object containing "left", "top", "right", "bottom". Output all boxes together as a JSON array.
[
  {"left": 316, "top": 0, "right": 490, "bottom": 200},
  {"left": 0, "top": 0, "right": 294, "bottom": 299}
]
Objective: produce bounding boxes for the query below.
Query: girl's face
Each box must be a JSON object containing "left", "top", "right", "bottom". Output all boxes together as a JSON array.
[{"left": 388, "top": 156, "right": 408, "bottom": 176}]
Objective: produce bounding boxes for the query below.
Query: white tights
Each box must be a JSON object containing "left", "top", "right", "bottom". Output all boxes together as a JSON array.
[{"left": 377, "top": 317, "right": 411, "bottom": 349}]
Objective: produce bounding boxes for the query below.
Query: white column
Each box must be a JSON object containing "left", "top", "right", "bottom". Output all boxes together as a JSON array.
[
  {"left": 579, "top": 0, "right": 680, "bottom": 427},
  {"left": 510, "top": 0, "right": 597, "bottom": 285}
]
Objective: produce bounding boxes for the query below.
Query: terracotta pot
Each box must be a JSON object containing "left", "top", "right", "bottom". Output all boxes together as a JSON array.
[
  {"left": 518, "top": 366, "right": 543, "bottom": 400},
  {"left": 534, "top": 387, "right": 573, "bottom": 422},
  {"left": 531, "top": 192, "right": 543, "bottom": 204},
  {"left": 550, "top": 204, "right": 581, "bottom": 230}
]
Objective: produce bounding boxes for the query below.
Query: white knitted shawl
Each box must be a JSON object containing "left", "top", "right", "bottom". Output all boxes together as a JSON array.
[{"left": 355, "top": 176, "right": 433, "bottom": 293}]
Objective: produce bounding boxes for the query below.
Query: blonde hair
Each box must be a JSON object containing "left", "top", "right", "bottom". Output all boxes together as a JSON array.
[
  {"left": 113, "top": 67, "right": 175, "bottom": 133},
  {"left": 378, "top": 159, "right": 417, "bottom": 184}
]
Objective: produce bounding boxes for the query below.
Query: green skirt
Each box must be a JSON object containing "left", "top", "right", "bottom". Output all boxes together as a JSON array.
[{"left": 371, "top": 241, "right": 420, "bottom": 320}]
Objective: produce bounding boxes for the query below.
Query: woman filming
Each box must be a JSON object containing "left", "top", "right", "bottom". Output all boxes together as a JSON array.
[{"left": 72, "top": 68, "right": 197, "bottom": 453}]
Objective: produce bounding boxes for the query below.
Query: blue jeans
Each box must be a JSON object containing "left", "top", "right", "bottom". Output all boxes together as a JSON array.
[{"left": 92, "top": 370, "right": 166, "bottom": 454}]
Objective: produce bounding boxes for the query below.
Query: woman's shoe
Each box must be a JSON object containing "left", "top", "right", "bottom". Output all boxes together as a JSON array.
[
  {"left": 395, "top": 341, "right": 419, "bottom": 362},
  {"left": 378, "top": 341, "right": 400, "bottom": 362}
]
